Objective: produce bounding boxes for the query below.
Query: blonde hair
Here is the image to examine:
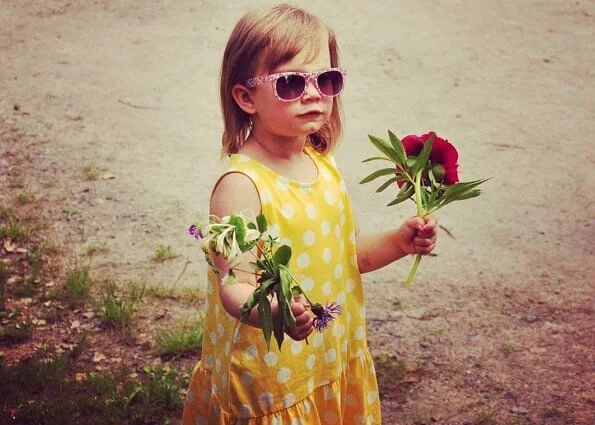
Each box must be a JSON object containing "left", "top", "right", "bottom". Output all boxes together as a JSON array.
[{"left": 220, "top": 3, "right": 343, "bottom": 156}]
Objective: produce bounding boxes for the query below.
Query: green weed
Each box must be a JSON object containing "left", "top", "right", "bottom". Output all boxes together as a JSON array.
[
  {"left": 83, "top": 164, "right": 99, "bottom": 181},
  {"left": 154, "top": 315, "right": 204, "bottom": 358},
  {"left": 62, "top": 259, "right": 93, "bottom": 306},
  {"left": 96, "top": 281, "right": 145, "bottom": 329},
  {"left": 153, "top": 244, "right": 175, "bottom": 262}
]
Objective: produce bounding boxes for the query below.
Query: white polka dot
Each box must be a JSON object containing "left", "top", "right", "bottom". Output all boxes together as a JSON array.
[
  {"left": 367, "top": 390, "right": 378, "bottom": 404},
  {"left": 265, "top": 224, "right": 280, "bottom": 239},
  {"left": 291, "top": 418, "right": 303, "bottom": 425},
  {"left": 284, "top": 392, "right": 296, "bottom": 408},
  {"left": 345, "top": 279, "right": 355, "bottom": 293},
  {"left": 306, "top": 204, "right": 317, "bottom": 219},
  {"left": 260, "top": 188, "right": 272, "bottom": 204},
  {"left": 211, "top": 383, "right": 218, "bottom": 395},
  {"left": 225, "top": 341, "right": 231, "bottom": 357},
  {"left": 334, "top": 264, "right": 343, "bottom": 279},
  {"left": 346, "top": 393, "right": 357, "bottom": 407},
  {"left": 325, "top": 348, "right": 337, "bottom": 363},
  {"left": 359, "top": 306, "right": 366, "bottom": 318},
  {"left": 338, "top": 200, "right": 345, "bottom": 212},
  {"left": 322, "top": 281, "right": 331, "bottom": 295},
  {"left": 276, "top": 178, "right": 290, "bottom": 191},
  {"left": 220, "top": 372, "right": 228, "bottom": 389},
  {"left": 320, "top": 168, "right": 332, "bottom": 181},
  {"left": 323, "top": 247, "right": 332, "bottom": 263},
  {"left": 215, "top": 358, "right": 221, "bottom": 373},
  {"left": 239, "top": 404, "right": 252, "bottom": 418},
  {"left": 296, "top": 253, "right": 310, "bottom": 268},
  {"left": 233, "top": 327, "right": 240, "bottom": 342},
  {"left": 307, "top": 377, "right": 315, "bottom": 392},
  {"left": 291, "top": 340, "right": 303, "bottom": 355},
  {"left": 324, "top": 190, "right": 335, "bottom": 205},
  {"left": 258, "top": 392, "right": 274, "bottom": 408},
  {"left": 336, "top": 291, "right": 346, "bottom": 305},
  {"left": 241, "top": 371, "right": 253, "bottom": 386},
  {"left": 202, "top": 354, "right": 214, "bottom": 368},
  {"left": 323, "top": 386, "right": 335, "bottom": 400},
  {"left": 355, "top": 326, "right": 365, "bottom": 341},
  {"left": 324, "top": 411, "right": 338, "bottom": 424},
  {"left": 279, "top": 237, "right": 292, "bottom": 247},
  {"left": 321, "top": 220, "right": 331, "bottom": 235},
  {"left": 217, "top": 323, "right": 224, "bottom": 336},
  {"left": 209, "top": 331, "right": 217, "bottom": 345},
  {"left": 300, "top": 277, "right": 314, "bottom": 292},
  {"left": 214, "top": 304, "right": 219, "bottom": 317},
  {"left": 245, "top": 169, "right": 258, "bottom": 180},
  {"left": 302, "top": 230, "right": 316, "bottom": 246},
  {"left": 245, "top": 345, "right": 258, "bottom": 360},
  {"left": 333, "top": 323, "right": 346, "bottom": 338},
  {"left": 313, "top": 332, "right": 324, "bottom": 347},
  {"left": 306, "top": 354, "right": 316, "bottom": 370},
  {"left": 264, "top": 351, "right": 278, "bottom": 367},
  {"left": 277, "top": 367, "right": 291, "bottom": 383},
  {"left": 282, "top": 204, "right": 295, "bottom": 219},
  {"left": 303, "top": 399, "right": 312, "bottom": 414}
]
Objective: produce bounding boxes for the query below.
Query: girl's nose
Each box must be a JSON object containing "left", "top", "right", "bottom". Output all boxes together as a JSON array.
[{"left": 301, "top": 77, "right": 321, "bottom": 100}]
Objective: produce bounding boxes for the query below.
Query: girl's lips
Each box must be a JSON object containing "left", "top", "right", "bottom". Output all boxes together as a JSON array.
[{"left": 298, "top": 111, "right": 324, "bottom": 118}]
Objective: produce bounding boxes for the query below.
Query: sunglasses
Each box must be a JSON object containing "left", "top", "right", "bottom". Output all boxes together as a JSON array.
[{"left": 246, "top": 67, "right": 346, "bottom": 102}]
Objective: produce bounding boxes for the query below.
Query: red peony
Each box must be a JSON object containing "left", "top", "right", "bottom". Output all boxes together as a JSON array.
[{"left": 399, "top": 132, "right": 459, "bottom": 186}]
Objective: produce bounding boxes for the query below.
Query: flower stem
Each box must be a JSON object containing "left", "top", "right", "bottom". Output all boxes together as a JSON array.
[{"left": 404, "top": 170, "right": 425, "bottom": 287}]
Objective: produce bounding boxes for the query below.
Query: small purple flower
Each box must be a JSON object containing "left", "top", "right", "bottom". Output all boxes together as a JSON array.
[
  {"left": 311, "top": 302, "right": 342, "bottom": 331},
  {"left": 188, "top": 224, "right": 203, "bottom": 239}
]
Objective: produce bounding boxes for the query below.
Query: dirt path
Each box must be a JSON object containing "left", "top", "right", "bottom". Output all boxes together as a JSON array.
[{"left": 1, "top": 0, "right": 594, "bottom": 423}]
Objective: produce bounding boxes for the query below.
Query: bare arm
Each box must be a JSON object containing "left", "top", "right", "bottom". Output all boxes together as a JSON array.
[
  {"left": 355, "top": 216, "right": 438, "bottom": 274},
  {"left": 209, "top": 172, "right": 313, "bottom": 339}
]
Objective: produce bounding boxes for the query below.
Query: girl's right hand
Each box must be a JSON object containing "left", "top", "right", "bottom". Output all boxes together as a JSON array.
[{"left": 285, "top": 298, "right": 314, "bottom": 341}]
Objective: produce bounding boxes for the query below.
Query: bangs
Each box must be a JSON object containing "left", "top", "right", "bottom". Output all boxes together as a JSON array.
[{"left": 259, "top": 10, "right": 330, "bottom": 72}]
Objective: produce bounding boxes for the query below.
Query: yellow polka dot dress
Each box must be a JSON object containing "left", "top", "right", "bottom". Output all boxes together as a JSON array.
[{"left": 183, "top": 146, "right": 381, "bottom": 424}]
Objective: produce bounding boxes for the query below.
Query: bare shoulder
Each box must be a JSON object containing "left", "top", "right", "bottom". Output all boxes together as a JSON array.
[{"left": 210, "top": 172, "right": 261, "bottom": 219}]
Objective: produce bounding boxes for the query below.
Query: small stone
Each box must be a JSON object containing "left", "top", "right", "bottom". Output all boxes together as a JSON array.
[
  {"left": 82, "top": 312, "right": 95, "bottom": 319},
  {"left": 524, "top": 313, "right": 537, "bottom": 323},
  {"left": 70, "top": 320, "right": 81, "bottom": 329},
  {"left": 20, "top": 298, "right": 34, "bottom": 305},
  {"left": 92, "top": 352, "right": 106, "bottom": 363},
  {"left": 45, "top": 281, "right": 56, "bottom": 287},
  {"left": 512, "top": 406, "right": 529, "bottom": 414}
]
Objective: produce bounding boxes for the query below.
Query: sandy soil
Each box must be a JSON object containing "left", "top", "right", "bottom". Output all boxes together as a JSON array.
[{"left": 1, "top": 0, "right": 594, "bottom": 423}]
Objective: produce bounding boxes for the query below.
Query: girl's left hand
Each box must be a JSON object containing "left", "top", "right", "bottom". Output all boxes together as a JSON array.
[{"left": 398, "top": 215, "right": 438, "bottom": 255}]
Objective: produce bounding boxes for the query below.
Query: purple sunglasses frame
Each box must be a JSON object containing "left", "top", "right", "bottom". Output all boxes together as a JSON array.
[{"left": 245, "top": 67, "right": 347, "bottom": 102}]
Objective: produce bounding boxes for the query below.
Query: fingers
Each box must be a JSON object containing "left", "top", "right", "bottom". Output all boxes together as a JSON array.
[
  {"left": 414, "top": 236, "right": 436, "bottom": 254},
  {"left": 287, "top": 300, "right": 314, "bottom": 340}
]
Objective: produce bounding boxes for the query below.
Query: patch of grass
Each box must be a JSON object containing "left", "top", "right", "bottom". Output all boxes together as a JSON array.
[
  {"left": 9, "top": 177, "right": 25, "bottom": 189},
  {"left": 153, "top": 244, "right": 175, "bottom": 262},
  {"left": 154, "top": 315, "right": 204, "bottom": 358},
  {"left": 0, "top": 348, "right": 187, "bottom": 424},
  {"left": 0, "top": 320, "right": 34, "bottom": 345},
  {"left": 504, "top": 343, "right": 516, "bottom": 356},
  {"left": 85, "top": 241, "right": 109, "bottom": 257},
  {"left": 17, "top": 192, "right": 32, "bottom": 205},
  {"left": 62, "top": 258, "right": 93, "bottom": 306},
  {"left": 83, "top": 164, "right": 99, "bottom": 181},
  {"left": 96, "top": 280, "right": 145, "bottom": 329},
  {"left": 474, "top": 408, "right": 496, "bottom": 425}
]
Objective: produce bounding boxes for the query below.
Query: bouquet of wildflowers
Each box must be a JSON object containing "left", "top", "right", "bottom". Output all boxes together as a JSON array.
[
  {"left": 189, "top": 213, "right": 341, "bottom": 350},
  {"left": 360, "top": 130, "right": 489, "bottom": 286}
]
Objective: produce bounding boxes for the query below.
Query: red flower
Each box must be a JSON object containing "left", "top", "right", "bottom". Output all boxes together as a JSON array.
[{"left": 398, "top": 132, "right": 459, "bottom": 186}]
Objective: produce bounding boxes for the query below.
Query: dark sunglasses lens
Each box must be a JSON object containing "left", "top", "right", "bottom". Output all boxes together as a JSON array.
[
  {"left": 317, "top": 70, "right": 343, "bottom": 96},
  {"left": 276, "top": 74, "right": 306, "bottom": 100}
]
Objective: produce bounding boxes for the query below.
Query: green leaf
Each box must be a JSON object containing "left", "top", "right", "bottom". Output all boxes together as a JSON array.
[
  {"left": 406, "top": 156, "right": 417, "bottom": 168},
  {"left": 387, "top": 184, "right": 414, "bottom": 206},
  {"left": 272, "top": 306, "right": 285, "bottom": 350},
  {"left": 376, "top": 176, "right": 398, "bottom": 193},
  {"left": 412, "top": 133, "right": 434, "bottom": 177},
  {"left": 362, "top": 156, "right": 394, "bottom": 163},
  {"left": 256, "top": 213, "right": 268, "bottom": 233},
  {"left": 228, "top": 215, "right": 246, "bottom": 245},
  {"left": 388, "top": 130, "right": 408, "bottom": 167},
  {"left": 359, "top": 167, "right": 396, "bottom": 185},
  {"left": 368, "top": 135, "right": 399, "bottom": 163},
  {"left": 258, "top": 293, "right": 273, "bottom": 350},
  {"left": 273, "top": 245, "right": 292, "bottom": 267},
  {"left": 247, "top": 222, "right": 256, "bottom": 230},
  {"left": 434, "top": 178, "right": 490, "bottom": 211}
]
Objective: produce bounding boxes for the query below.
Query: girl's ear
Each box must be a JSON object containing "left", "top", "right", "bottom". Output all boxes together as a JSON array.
[{"left": 232, "top": 83, "right": 257, "bottom": 115}]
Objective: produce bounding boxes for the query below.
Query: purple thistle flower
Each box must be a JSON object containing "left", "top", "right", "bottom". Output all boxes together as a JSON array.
[
  {"left": 188, "top": 224, "right": 203, "bottom": 239},
  {"left": 311, "top": 302, "right": 342, "bottom": 331}
]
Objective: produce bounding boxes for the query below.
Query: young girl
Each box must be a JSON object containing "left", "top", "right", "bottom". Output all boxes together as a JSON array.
[{"left": 183, "top": 4, "right": 437, "bottom": 424}]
